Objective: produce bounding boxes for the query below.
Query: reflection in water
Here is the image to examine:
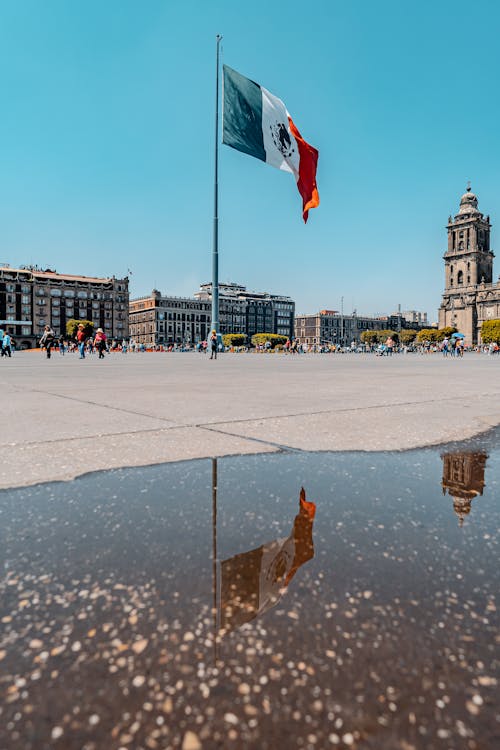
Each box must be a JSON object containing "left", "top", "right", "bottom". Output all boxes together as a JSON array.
[
  {"left": 441, "top": 451, "right": 488, "bottom": 525},
  {"left": 219, "top": 487, "right": 316, "bottom": 633}
]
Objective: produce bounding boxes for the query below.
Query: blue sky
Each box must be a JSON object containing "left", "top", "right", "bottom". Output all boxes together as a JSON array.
[{"left": 1, "top": 0, "right": 498, "bottom": 321}]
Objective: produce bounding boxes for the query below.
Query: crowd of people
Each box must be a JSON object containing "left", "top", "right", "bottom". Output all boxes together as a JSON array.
[{"left": 1, "top": 325, "right": 499, "bottom": 360}]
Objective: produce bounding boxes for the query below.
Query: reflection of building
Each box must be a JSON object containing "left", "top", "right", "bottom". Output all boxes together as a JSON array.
[
  {"left": 438, "top": 186, "right": 500, "bottom": 345},
  {"left": 0, "top": 265, "right": 129, "bottom": 348},
  {"left": 441, "top": 451, "right": 488, "bottom": 525}
]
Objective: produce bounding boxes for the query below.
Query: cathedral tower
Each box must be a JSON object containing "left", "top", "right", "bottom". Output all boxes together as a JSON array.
[
  {"left": 439, "top": 186, "right": 496, "bottom": 343},
  {"left": 444, "top": 186, "right": 493, "bottom": 291}
]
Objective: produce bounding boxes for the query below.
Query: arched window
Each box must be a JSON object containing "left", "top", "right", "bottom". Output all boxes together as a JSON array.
[{"left": 457, "top": 270, "right": 464, "bottom": 285}]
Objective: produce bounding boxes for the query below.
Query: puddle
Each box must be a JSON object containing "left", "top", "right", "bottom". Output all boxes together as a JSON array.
[{"left": 0, "top": 431, "right": 499, "bottom": 749}]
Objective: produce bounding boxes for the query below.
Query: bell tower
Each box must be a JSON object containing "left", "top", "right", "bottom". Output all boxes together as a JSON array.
[
  {"left": 439, "top": 186, "right": 495, "bottom": 342},
  {"left": 444, "top": 185, "right": 493, "bottom": 291}
]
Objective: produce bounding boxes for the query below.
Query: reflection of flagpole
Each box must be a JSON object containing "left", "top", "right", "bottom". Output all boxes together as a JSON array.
[{"left": 212, "top": 457, "right": 219, "bottom": 663}]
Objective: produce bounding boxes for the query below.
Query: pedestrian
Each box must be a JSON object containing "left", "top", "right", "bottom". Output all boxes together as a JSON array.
[
  {"left": 1, "top": 331, "right": 12, "bottom": 357},
  {"left": 39, "top": 325, "right": 55, "bottom": 359},
  {"left": 94, "top": 328, "right": 107, "bottom": 359},
  {"left": 76, "top": 323, "right": 86, "bottom": 359},
  {"left": 0, "top": 326, "right": 4, "bottom": 352},
  {"left": 210, "top": 329, "right": 218, "bottom": 360},
  {"left": 442, "top": 337, "right": 449, "bottom": 357},
  {"left": 58, "top": 337, "right": 66, "bottom": 355}
]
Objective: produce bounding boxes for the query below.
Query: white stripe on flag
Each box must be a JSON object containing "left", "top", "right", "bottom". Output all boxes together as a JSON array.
[{"left": 261, "top": 87, "right": 300, "bottom": 175}]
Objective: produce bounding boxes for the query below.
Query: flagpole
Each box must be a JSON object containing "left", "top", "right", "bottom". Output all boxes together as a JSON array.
[{"left": 211, "top": 34, "right": 222, "bottom": 335}]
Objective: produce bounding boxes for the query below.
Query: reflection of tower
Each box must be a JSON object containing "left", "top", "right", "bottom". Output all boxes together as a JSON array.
[{"left": 441, "top": 452, "right": 488, "bottom": 525}]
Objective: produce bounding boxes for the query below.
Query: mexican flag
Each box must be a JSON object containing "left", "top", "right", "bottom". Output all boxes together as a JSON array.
[{"left": 222, "top": 65, "right": 320, "bottom": 223}]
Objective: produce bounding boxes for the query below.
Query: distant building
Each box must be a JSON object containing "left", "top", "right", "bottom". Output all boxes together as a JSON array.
[
  {"left": 129, "top": 282, "right": 295, "bottom": 347},
  {"left": 0, "top": 265, "right": 129, "bottom": 348},
  {"left": 401, "top": 310, "right": 428, "bottom": 326},
  {"left": 439, "top": 186, "right": 500, "bottom": 345},
  {"left": 294, "top": 310, "right": 387, "bottom": 346},
  {"left": 194, "top": 282, "right": 295, "bottom": 339},
  {"left": 129, "top": 290, "right": 212, "bottom": 347}
]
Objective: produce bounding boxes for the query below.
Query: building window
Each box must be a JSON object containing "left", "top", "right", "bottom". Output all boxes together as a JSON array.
[
  {"left": 457, "top": 270, "right": 463, "bottom": 285},
  {"left": 22, "top": 327, "right": 31, "bottom": 335},
  {"left": 50, "top": 289, "right": 62, "bottom": 297}
]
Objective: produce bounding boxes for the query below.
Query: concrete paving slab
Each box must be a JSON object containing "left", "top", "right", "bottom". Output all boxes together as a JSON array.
[
  {"left": 0, "top": 425, "right": 277, "bottom": 489},
  {"left": 1, "top": 351, "right": 499, "bottom": 488}
]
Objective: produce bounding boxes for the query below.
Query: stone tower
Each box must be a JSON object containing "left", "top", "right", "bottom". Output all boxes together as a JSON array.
[{"left": 439, "top": 186, "right": 495, "bottom": 343}]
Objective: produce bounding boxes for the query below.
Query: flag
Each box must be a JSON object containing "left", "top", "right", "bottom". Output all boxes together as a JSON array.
[
  {"left": 222, "top": 65, "right": 319, "bottom": 223},
  {"left": 220, "top": 488, "right": 316, "bottom": 633}
]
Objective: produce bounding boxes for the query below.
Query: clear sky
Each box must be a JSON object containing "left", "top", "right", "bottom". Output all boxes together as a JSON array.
[{"left": 1, "top": 0, "right": 499, "bottom": 321}]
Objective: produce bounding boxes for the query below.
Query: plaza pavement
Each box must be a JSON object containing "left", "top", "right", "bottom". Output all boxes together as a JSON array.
[{"left": 1, "top": 350, "right": 499, "bottom": 489}]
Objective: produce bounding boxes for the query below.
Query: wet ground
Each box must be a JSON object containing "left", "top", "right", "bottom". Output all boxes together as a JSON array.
[{"left": 0, "top": 431, "right": 499, "bottom": 750}]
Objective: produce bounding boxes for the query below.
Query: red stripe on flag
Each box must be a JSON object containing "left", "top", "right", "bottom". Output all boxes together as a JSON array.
[{"left": 288, "top": 117, "right": 319, "bottom": 223}]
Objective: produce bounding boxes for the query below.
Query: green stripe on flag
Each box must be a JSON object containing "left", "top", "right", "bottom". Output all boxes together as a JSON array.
[{"left": 223, "top": 65, "right": 265, "bottom": 162}]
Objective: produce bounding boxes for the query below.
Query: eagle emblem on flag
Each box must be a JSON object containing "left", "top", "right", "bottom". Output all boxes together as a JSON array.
[{"left": 270, "top": 122, "right": 295, "bottom": 158}]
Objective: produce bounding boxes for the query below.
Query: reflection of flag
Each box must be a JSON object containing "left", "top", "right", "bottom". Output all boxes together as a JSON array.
[
  {"left": 220, "top": 489, "right": 315, "bottom": 633},
  {"left": 223, "top": 65, "right": 320, "bottom": 223}
]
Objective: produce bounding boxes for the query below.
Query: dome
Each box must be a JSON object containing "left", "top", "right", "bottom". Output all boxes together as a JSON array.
[{"left": 458, "top": 185, "right": 479, "bottom": 214}]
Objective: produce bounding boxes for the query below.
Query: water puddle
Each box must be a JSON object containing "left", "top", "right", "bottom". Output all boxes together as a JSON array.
[{"left": 1, "top": 431, "right": 499, "bottom": 749}]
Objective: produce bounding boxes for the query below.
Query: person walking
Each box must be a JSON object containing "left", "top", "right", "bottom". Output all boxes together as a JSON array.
[
  {"left": 1, "top": 331, "right": 12, "bottom": 357},
  {"left": 39, "top": 325, "right": 55, "bottom": 359},
  {"left": 76, "top": 323, "right": 86, "bottom": 359},
  {"left": 0, "top": 326, "right": 4, "bottom": 353},
  {"left": 209, "top": 329, "right": 218, "bottom": 360},
  {"left": 442, "top": 337, "right": 449, "bottom": 357},
  {"left": 94, "top": 328, "right": 107, "bottom": 359}
]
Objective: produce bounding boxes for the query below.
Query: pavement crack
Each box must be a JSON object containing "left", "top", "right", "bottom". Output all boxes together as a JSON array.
[{"left": 196, "top": 424, "right": 304, "bottom": 453}]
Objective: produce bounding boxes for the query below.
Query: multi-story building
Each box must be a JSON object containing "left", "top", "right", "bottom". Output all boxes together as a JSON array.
[
  {"left": 194, "top": 282, "right": 295, "bottom": 338},
  {"left": 0, "top": 265, "right": 129, "bottom": 348},
  {"left": 439, "top": 186, "right": 500, "bottom": 344},
  {"left": 401, "top": 310, "right": 428, "bottom": 326},
  {"left": 129, "top": 283, "right": 296, "bottom": 347},
  {"left": 294, "top": 310, "right": 387, "bottom": 346},
  {"left": 129, "top": 290, "right": 212, "bottom": 347}
]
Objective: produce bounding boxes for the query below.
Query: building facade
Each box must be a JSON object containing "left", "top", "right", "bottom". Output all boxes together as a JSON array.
[
  {"left": 0, "top": 265, "right": 129, "bottom": 348},
  {"left": 438, "top": 187, "right": 500, "bottom": 345},
  {"left": 194, "top": 283, "right": 295, "bottom": 339},
  {"left": 129, "top": 283, "right": 295, "bottom": 347},
  {"left": 294, "top": 310, "right": 389, "bottom": 346},
  {"left": 129, "top": 290, "right": 212, "bottom": 347}
]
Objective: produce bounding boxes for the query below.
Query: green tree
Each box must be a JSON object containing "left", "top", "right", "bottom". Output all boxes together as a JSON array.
[
  {"left": 377, "top": 329, "right": 399, "bottom": 344},
  {"left": 481, "top": 319, "right": 500, "bottom": 344},
  {"left": 437, "top": 326, "right": 457, "bottom": 341},
  {"left": 66, "top": 319, "right": 94, "bottom": 339},
  {"left": 251, "top": 333, "right": 288, "bottom": 349},
  {"left": 399, "top": 329, "right": 417, "bottom": 345},
  {"left": 222, "top": 333, "right": 247, "bottom": 347},
  {"left": 360, "top": 330, "right": 379, "bottom": 344},
  {"left": 416, "top": 328, "right": 441, "bottom": 343}
]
